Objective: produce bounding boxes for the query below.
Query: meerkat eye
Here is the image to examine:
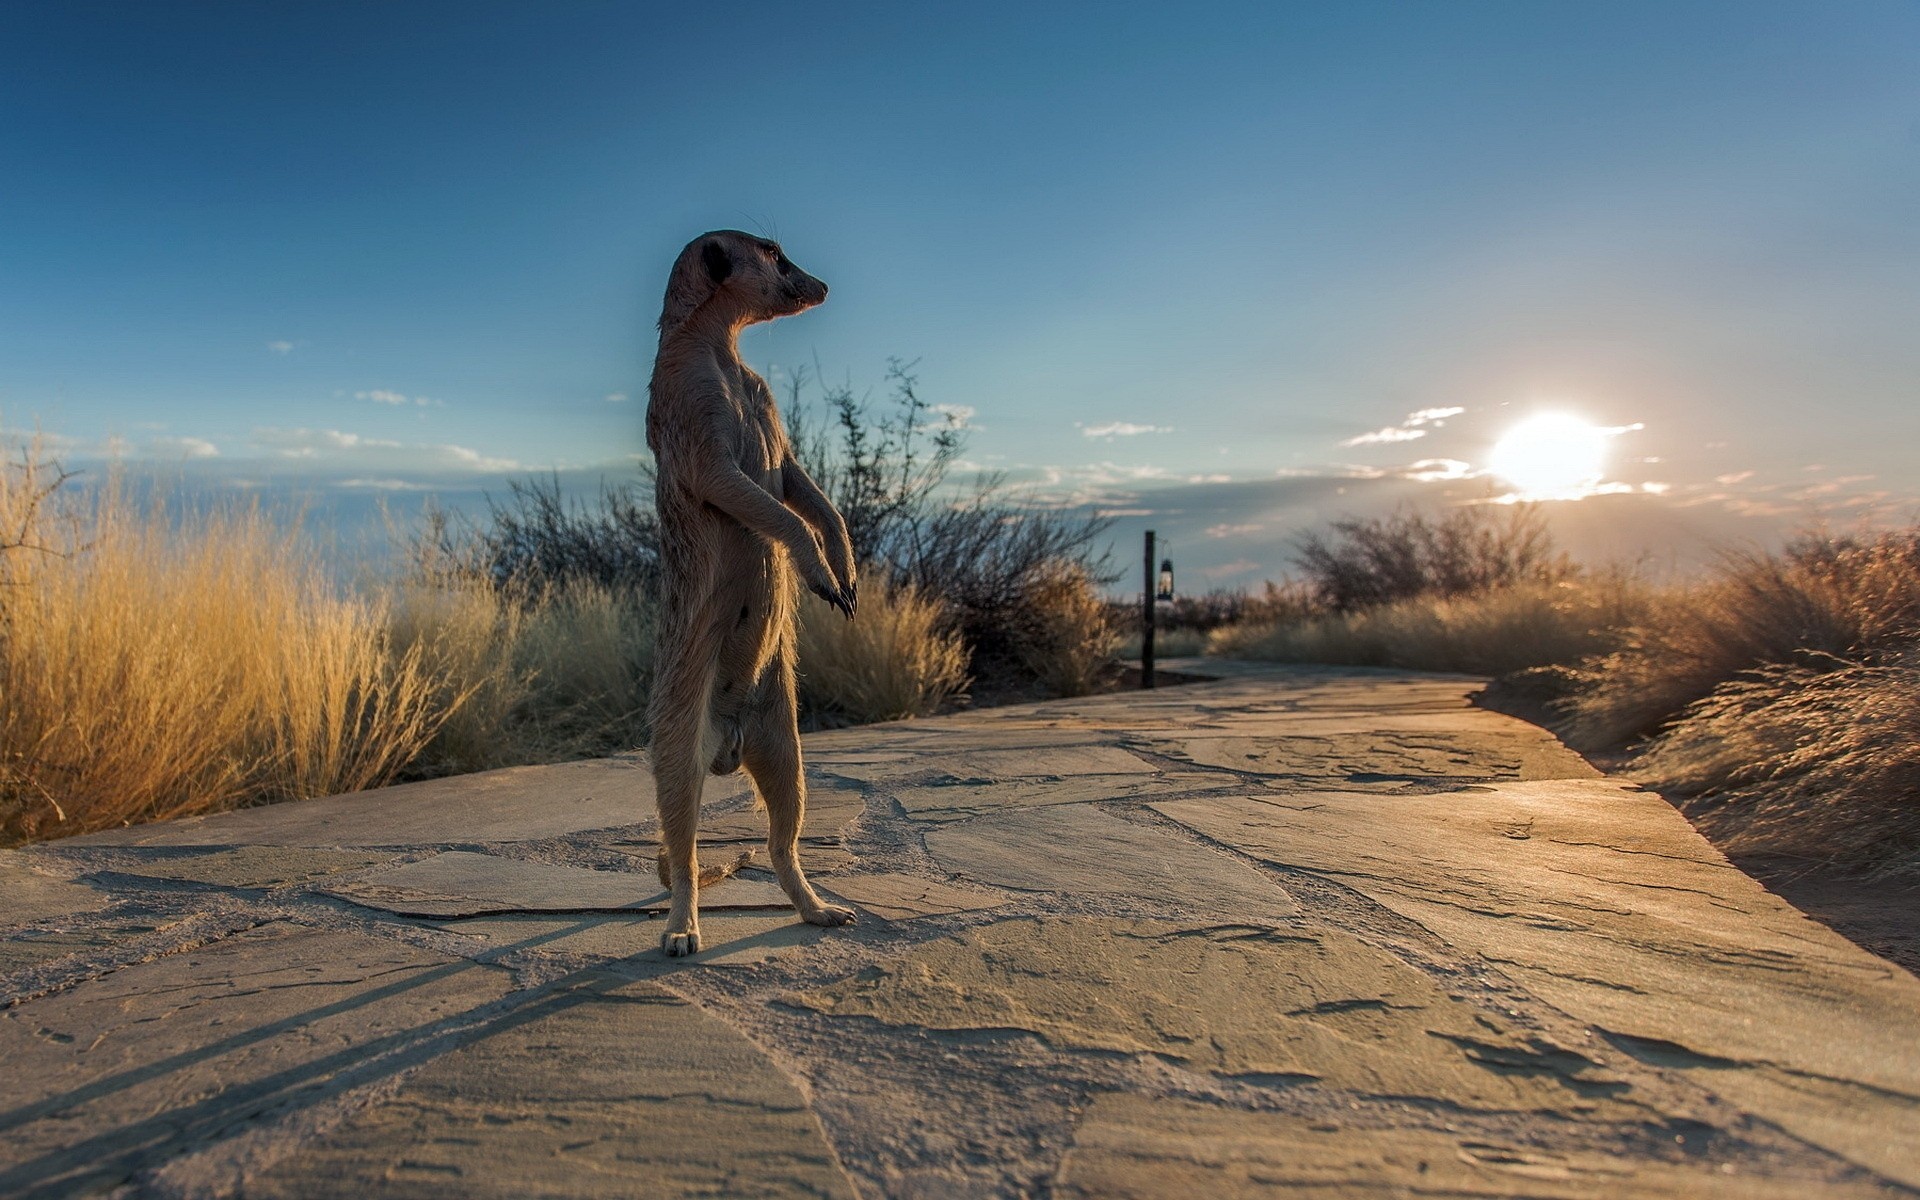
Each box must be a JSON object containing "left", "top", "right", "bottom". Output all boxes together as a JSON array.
[{"left": 774, "top": 253, "right": 795, "bottom": 276}]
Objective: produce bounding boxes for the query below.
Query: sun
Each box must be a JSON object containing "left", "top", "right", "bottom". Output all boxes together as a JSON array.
[{"left": 1487, "top": 413, "right": 1612, "bottom": 498}]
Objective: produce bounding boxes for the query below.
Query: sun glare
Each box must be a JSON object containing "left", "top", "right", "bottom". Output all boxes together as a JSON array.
[{"left": 1487, "top": 414, "right": 1611, "bottom": 498}]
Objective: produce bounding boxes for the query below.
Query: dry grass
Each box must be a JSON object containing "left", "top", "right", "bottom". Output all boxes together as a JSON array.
[
  {"left": 1632, "top": 656, "right": 1920, "bottom": 876},
  {"left": 1559, "top": 534, "right": 1920, "bottom": 750},
  {"left": 797, "top": 577, "right": 968, "bottom": 723},
  {"left": 1207, "top": 576, "right": 1652, "bottom": 677},
  {"left": 0, "top": 458, "right": 450, "bottom": 844},
  {"left": 391, "top": 578, "right": 655, "bottom": 775},
  {"left": 1114, "top": 626, "right": 1208, "bottom": 660},
  {"left": 1007, "top": 562, "right": 1117, "bottom": 697}
]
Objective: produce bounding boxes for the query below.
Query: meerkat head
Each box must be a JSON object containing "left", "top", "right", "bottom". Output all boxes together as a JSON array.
[{"left": 658, "top": 230, "right": 828, "bottom": 335}]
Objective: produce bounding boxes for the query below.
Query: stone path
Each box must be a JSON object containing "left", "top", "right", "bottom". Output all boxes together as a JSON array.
[{"left": 3, "top": 662, "right": 1917, "bottom": 1198}]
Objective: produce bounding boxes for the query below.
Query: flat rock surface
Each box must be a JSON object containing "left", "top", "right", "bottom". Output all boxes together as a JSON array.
[
  {"left": 4, "top": 662, "right": 1916, "bottom": 1198},
  {"left": 322, "top": 850, "right": 793, "bottom": 917}
]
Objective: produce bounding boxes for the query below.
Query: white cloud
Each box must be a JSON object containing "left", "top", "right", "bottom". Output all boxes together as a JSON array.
[
  {"left": 1186, "top": 473, "right": 1231, "bottom": 484},
  {"left": 1080, "top": 421, "right": 1170, "bottom": 438},
  {"left": 605, "top": 392, "right": 628, "bottom": 403},
  {"left": 1714, "top": 471, "right": 1754, "bottom": 485},
  {"left": 1402, "top": 458, "right": 1474, "bottom": 482},
  {"left": 267, "top": 340, "right": 295, "bottom": 355},
  {"left": 934, "top": 403, "right": 976, "bottom": 427},
  {"left": 150, "top": 436, "right": 220, "bottom": 459},
  {"left": 1341, "top": 425, "right": 1427, "bottom": 446},
  {"left": 249, "top": 427, "right": 526, "bottom": 475},
  {"left": 356, "top": 389, "right": 440, "bottom": 407},
  {"left": 1340, "top": 404, "right": 1468, "bottom": 447},
  {"left": 253, "top": 428, "right": 401, "bottom": 458},
  {"left": 1206, "top": 522, "right": 1263, "bottom": 539}
]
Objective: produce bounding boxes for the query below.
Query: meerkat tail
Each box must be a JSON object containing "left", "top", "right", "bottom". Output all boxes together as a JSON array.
[{"left": 657, "top": 847, "right": 756, "bottom": 889}]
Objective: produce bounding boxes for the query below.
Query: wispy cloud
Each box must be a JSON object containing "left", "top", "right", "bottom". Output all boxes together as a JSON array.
[
  {"left": 250, "top": 427, "right": 520, "bottom": 474},
  {"left": 934, "top": 403, "right": 976, "bottom": 427},
  {"left": 356, "top": 389, "right": 440, "bottom": 407},
  {"left": 1080, "top": 421, "right": 1171, "bottom": 438},
  {"left": 150, "top": 435, "right": 220, "bottom": 459},
  {"left": 1402, "top": 458, "right": 1474, "bottom": 482},
  {"left": 1339, "top": 405, "right": 1465, "bottom": 448},
  {"left": 267, "top": 340, "right": 296, "bottom": 355},
  {"left": 605, "top": 392, "right": 628, "bottom": 403},
  {"left": 1205, "top": 522, "right": 1263, "bottom": 538}
]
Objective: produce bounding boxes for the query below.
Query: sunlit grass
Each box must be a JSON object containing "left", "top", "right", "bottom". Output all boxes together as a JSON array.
[{"left": 0, "top": 453, "right": 449, "bottom": 843}]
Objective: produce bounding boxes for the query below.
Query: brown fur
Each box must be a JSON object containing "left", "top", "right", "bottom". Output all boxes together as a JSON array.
[{"left": 645, "top": 230, "right": 858, "bottom": 956}]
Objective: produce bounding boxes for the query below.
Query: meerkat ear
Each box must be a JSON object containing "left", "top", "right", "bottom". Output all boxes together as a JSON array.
[
  {"left": 659, "top": 235, "right": 731, "bottom": 334},
  {"left": 701, "top": 239, "right": 733, "bottom": 284}
]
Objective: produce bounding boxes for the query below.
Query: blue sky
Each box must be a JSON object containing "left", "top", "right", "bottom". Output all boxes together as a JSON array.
[{"left": 4, "top": 1, "right": 1917, "bottom": 586}]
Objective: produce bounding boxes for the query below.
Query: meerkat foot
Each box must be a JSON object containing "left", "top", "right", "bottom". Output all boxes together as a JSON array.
[
  {"left": 661, "top": 925, "right": 702, "bottom": 956},
  {"left": 800, "top": 901, "right": 856, "bottom": 927}
]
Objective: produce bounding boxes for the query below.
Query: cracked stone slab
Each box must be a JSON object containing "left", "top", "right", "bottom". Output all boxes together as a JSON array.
[
  {"left": 436, "top": 912, "right": 828, "bottom": 966},
  {"left": 892, "top": 770, "right": 1230, "bottom": 824},
  {"left": 1148, "top": 722, "right": 1594, "bottom": 790},
  {"left": 249, "top": 969, "right": 857, "bottom": 1199},
  {"left": 1055, "top": 1093, "right": 1895, "bottom": 1199},
  {"left": 788, "top": 917, "right": 1630, "bottom": 1113},
  {"left": 924, "top": 804, "right": 1296, "bottom": 918},
  {"left": 1153, "top": 782, "right": 1920, "bottom": 1187},
  {"left": 819, "top": 872, "right": 1010, "bottom": 920},
  {"left": 0, "top": 853, "right": 109, "bottom": 926},
  {"left": 62, "top": 756, "right": 749, "bottom": 848},
  {"left": 0, "top": 921, "right": 512, "bottom": 1198},
  {"left": 823, "top": 743, "right": 1155, "bottom": 785},
  {"left": 0, "top": 913, "right": 201, "bottom": 974},
  {"left": 610, "top": 840, "right": 859, "bottom": 876},
  {"left": 693, "top": 794, "right": 865, "bottom": 843},
  {"left": 321, "top": 851, "right": 792, "bottom": 918},
  {"left": 101, "top": 847, "right": 398, "bottom": 888}
]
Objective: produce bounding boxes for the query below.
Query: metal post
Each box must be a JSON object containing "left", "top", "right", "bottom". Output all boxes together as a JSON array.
[{"left": 1142, "top": 529, "right": 1156, "bottom": 689}]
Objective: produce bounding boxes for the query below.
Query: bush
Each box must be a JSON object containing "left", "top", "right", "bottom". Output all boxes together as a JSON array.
[
  {"left": 391, "top": 577, "right": 656, "bottom": 775},
  {"left": 797, "top": 577, "right": 969, "bottom": 723},
  {"left": 1006, "top": 562, "right": 1118, "bottom": 697},
  {"left": 1559, "top": 531, "right": 1920, "bottom": 750},
  {"left": 1294, "top": 504, "right": 1573, "bottom": 612},
  {"left": 0, "top": 451, "right": 450, "bottom": 844}
]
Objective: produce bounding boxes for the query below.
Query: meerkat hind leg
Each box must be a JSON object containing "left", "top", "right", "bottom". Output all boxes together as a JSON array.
[{"left": 742, "top": 688, "right": 854, "bottom": 927}]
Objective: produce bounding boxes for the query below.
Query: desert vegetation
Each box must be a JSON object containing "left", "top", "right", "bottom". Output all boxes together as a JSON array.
[
  {"left": 1185, "top": 507, "right": 1920, "bottom": 877},
  {"left": 0, "top": 363, "right": 1118, "bottom": 845}
]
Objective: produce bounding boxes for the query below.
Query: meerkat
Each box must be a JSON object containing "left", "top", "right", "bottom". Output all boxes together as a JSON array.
[{"left": 645, "top": 230, "right": 859, "bottom": 957}]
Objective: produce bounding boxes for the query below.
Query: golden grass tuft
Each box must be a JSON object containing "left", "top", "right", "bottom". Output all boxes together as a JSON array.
[
  {"left": 1008, "top": 562, "right": 1118, "bottom": 697},
  {"left": 797, "top": 577, "right": 968, "bottom": 723},
  {"left": 1206, "top": 576, "right": 1652, "bottom": 677},
  {"left": 0, "top": 457, "right": 449, "bottom": 844},
  {"left": 1632, "top": 655, "right": 1920, "bottom": 876},
  {"left": 391, "top": 578, "right": 655, "bottom": 774}
]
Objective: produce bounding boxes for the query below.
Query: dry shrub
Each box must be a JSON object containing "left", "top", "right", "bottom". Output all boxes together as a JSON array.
[
  {"left": 0, "top": 458, "right": 448, "bottom": 844},
  {"left": 797, "top": 578, "right": 967, "bottom": 723},
  {"left": 1207, "top": 577, "right": 1650, "bottom": 677},
  {"left": 1560, "top": 532, "right": 1920, "bottom": 750},
  {"left": 1295, "top": 504, "right": 1572, "bottom": 612},
  {"left": 1007, "top": 562, "right": 1117, "bottom": 697},
  {"left": 393, "top": 578, "right": 655, "bottom": 774},
  {"left": 1633, "top": 655, "right": 1920, "bottom": 876}
]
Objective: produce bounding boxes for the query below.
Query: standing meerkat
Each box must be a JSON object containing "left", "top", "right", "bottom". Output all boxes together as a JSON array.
[{"left": 646, "top": 230, "right": 858, "bottom": 957}]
